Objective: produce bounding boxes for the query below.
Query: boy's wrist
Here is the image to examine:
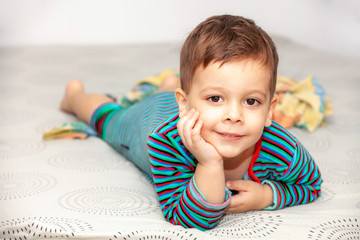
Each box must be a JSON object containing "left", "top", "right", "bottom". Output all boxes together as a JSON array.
[
  {"left": 195, "top": 159, "right": 226, "bottom": 204},
  {"left": 197, "top": 156, "right": 223, "bottom": 167},
  {"left": 261, "top": 183, "right": 274, "bottom": 209}
]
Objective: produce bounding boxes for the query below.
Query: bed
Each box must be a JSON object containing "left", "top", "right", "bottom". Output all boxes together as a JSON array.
[{"left": 1, "top": 36, "right": 359, "bottom": 239}]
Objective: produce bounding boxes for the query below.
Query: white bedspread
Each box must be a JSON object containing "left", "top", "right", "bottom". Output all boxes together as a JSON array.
[{"left": 1, "top": 37, "right": 359, "bottom": 239}]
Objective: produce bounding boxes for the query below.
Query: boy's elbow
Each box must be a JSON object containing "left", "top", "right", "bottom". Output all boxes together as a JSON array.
[
  {"left": 168, "top": 216, "right": 219, "bottom": 231},
  {"left": 164, "top": 210, "right": 220, "bottom": 231}
]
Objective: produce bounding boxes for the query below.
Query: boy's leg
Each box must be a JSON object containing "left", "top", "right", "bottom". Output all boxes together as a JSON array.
[{"left": 60, "top": 79, "right": 114, "bottom": 125}]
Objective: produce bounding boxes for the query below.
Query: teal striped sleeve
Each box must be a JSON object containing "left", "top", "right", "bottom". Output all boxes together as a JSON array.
[
  {"left": 261, "top": 132, "right": 322, "bottom": 210},
  {"left": 148, "top": 117, "right": 232, "bottom": 230}
]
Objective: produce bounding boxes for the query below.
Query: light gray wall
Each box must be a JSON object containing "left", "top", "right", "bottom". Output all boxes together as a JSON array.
[{"left": 1, "top": 0, "right": 359, "bottom": 57}]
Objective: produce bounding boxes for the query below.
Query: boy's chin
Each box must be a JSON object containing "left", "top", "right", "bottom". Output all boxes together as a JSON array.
[
  {"left": 214, "top": 144, "right": 255, "bottom": 161},
  {"left": 221, "top": 153, "right": 242, "bottom": 160},
  {"left": 215, "top": 147, "right": 243, "bottom": 160}
]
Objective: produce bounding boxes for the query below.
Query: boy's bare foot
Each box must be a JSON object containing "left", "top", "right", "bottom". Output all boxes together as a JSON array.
[
  {"left": 60, "top": 79, "right": 85, "bottom": 114},
  {"left": 158, "top": 75, "right": 181, "bottom": 92}
]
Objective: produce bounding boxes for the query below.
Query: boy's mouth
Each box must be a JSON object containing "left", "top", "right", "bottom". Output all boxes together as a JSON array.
[{"left": 216, "top": 131, "right": 243, "bottom": 141}]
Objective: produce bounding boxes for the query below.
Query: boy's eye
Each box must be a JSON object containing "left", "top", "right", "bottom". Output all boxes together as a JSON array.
[
  {"left": 244, "top": 98, "right": 259, "bottom": 106},
  {"left": 208, "top": 96, "right": 223, "bottom": 103}
]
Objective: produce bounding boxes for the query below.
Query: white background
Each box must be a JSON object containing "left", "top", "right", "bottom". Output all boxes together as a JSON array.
[{"left": 1, "top": 0, "right": 359, "bottom": 57}]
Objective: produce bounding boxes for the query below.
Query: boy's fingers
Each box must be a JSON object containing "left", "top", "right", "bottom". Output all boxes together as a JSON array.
[
  {"left": 226, "top": 180, "right": 251, "bottom": 191},
  {"left": 191, "top": 113, "right": 202, "bottom": 139},
  {"left": 182, "top": 111, "right": 196, "bottom": 140},
  {"left": 225, "top": 195, "right": 246, "bottom": 213},
  {"left": 193, "top": 119, "right": 202, "bottom": 134},
  {"left": 178, "top": 109, "right": 198, "bottom": 146},
  {"left": 182, "top": 109, "right": 197, "bottom": 130},
  {"left": 177, "top": 113, "right": 191, "bottom": 144},
  {"left": 176, "top": 118, "right": 185, "bottom": 138}
]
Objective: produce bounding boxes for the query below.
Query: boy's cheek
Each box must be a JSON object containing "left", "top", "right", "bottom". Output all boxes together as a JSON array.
[
  {"left": 197, "top": 111, "right": 208, "bottom": 124},
  {"left": 197, "top": 113, "right": 213, "bottom": 134},
  {"left": 246, "top": 111, "right": 269, "bottom": 124}
]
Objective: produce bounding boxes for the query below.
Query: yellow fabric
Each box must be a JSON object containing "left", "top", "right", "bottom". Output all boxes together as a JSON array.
[
  {"left": 121, "top": 69, "right": 179, "bottom": 107},
  {"left": 42, "top": 122, "right": 96, "bottom": 140},
  {"left": 136, "top": 69, "right": 179, "bottom": 86},
  {"left": 273, "top": 75, "right": 333, "bottom": 132}
]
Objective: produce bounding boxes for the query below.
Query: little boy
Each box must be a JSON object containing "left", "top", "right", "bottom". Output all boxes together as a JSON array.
[{"left": 60, "top": 15, "right": 322, "bottom": 230}]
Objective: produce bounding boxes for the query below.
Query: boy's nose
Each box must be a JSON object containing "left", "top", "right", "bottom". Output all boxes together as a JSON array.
[{"left": 224, "top": 103, "right": 242, "bottom": 123}]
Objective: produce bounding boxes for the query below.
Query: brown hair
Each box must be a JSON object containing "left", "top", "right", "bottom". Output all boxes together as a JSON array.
[{"left": 180, "top": 15, "right": 278, "bottom": 97}]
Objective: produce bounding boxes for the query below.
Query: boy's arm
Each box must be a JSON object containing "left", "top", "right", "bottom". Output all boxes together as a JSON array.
[
  {"left": 226, "top": 139, "right": 322, "bottom": 213},
  {"left": 262, "top": 142, "right": 322, "bottom": 210},
  {"left": 148, "top": 132, "right": 232, "bottom": 230}
]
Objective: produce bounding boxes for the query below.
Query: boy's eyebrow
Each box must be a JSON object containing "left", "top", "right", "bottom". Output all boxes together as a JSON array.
[
  {"left": 199, "top": 86, "right": 268, "bottom": 98},
  {"left": 199, "top": 86, "right": 226, "bottom": 93},
  {"left": 245, "top": 89, "right": 268, "bottom": 98}
]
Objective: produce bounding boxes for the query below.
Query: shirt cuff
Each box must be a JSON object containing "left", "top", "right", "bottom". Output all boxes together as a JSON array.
[
  {"left": 261, "top": 180, "right": 278, "bottom": 210},
  {"left": 189, "top": 176, "right": 232, "bottom": 211}
]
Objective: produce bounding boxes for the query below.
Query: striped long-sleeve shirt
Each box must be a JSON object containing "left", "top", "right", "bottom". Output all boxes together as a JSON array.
[
  {"left": 148, "top": 114, "right": 322, "bottom": 230},
  {"left": 91, "top": 92, "right": 322, "bottom": 231}
]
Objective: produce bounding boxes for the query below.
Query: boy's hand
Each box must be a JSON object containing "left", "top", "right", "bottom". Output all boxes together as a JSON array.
[
  {"left": 177, "top": 109, "right": 222, "bottom": 165},
  {"left": 225, "top": 180, "right": 273, "bottom": 213}
]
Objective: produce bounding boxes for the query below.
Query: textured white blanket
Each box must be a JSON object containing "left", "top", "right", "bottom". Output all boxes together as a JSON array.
[{"left": 0, "top": 37, "right": 359, "bottom": 239}]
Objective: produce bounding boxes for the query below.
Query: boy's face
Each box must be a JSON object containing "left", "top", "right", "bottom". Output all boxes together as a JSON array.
[{"left": 176, "top": 59, "right": 277, "bottom": 162}]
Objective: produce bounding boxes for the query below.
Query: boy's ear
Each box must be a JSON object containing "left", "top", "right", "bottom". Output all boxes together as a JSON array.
[
  {"left": 265, "top": 95, "right": 278, "bottom": 127},
  {"left": 175, "top": 88, "right": 188, "bottom": 117}
]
